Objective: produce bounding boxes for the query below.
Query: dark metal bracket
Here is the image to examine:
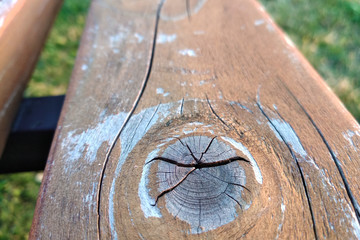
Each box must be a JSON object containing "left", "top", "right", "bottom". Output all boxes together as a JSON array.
[{"left": 0, "top": 95, "right": 65, "bottom": 174}]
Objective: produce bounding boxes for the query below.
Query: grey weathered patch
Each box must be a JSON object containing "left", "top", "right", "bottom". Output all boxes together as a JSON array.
[{"left": 156, "top": 136, "right": 249, "bottom": 233}]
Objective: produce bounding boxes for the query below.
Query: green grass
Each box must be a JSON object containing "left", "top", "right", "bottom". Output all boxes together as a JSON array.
[
  {"left": 0, "top": 173, "right": 42, "bottom": 240},
  {"left": 261, "top": 0, "right": 360, "bottom": 120},
  {"left": 1, "top": 0, "right": 359, "bottom": 239}
]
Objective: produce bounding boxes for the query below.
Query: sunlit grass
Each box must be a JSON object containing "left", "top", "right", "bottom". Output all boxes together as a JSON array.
[
  {"left": 261, "top": 0, "right": 360, "bottom": 120},
  {"left": 0, "top": 173, "right": 42, "bottom": 240}
]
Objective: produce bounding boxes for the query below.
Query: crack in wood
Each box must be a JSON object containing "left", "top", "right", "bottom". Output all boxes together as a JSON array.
[
  {"left": 186, "top": 0, "right": 191, "bottom": 20},
  {"left": 145, "top": 102, "right": 161, "bottom": 132},
  {"left": 282, "top": 84, "right": 360, "bottom": 224},
  {"left": 147, "top": 155, "right": 249, "bottom": 169},
  {"left": 256, "top": 89, "right": 319, "bottom": 240},
  {"left": 206, "top": 96, "right": 230, "bottom": 128},
  {"left": 205, "top": 97, "right": 248, "bottom": 139},
  {"left": 149, "top": 135, "right": 250, "bottom": 232},
  {"left": 96, "top": 0, "right": 166, "bottom": 238}
]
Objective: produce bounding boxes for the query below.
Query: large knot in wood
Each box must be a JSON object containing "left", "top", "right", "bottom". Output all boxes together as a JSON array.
[
  {"left": 147, "top": 135, "right": 254, "bottom": 233},
  {"left": 107, "top": 100, "right": 268, "bottom": 238}
]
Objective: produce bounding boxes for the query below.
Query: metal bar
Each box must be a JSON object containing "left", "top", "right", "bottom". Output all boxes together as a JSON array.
[{"left": 0, "top": 95, "right": 65, "bottom": 174}]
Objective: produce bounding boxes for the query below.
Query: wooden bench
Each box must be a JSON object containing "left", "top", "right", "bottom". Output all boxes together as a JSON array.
[
  {"left": 0, "top": 0, "right": 61, "bottom": 173},
  {"left": 1, "top": 0, "right": 360, "bottom": 239}
]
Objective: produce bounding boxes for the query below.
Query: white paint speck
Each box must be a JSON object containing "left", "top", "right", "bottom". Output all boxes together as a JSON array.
[
  {"left": 139, "top": 149, "right": 162, "bottom": 218},
  {"left": 276, "top": 199, "right": 286, "bottom": 239},
  {"left": 109, "top": 184, "right": 118, "bottom": 240},
  {"left": 156, "top": 88, "right": 164, "bottom": 94},
  {"left": 156, "top": 88, "right": 170, "bottom": 97},
  {"left": 218, "top": 91, "right": 223, "bottom": 99},
  {"left": 281, "top": 202, "right": 286, "bottom": 212},
  {"left": 157, "top": 33, "right": 176, "bottom": 44},
  {"left": 343, "top": 130, "right": 359, "bottom": 151},
  {"left": 109, "top": 32, "right": 126, "bottom": 48},
  {"left": 352, "top": 215, "right": 360, "bottom": 238},
  {"left": 134, "top": 33, "right": 144, "bottom": 43},
  {"left": 269, "top": 119, "right": 307, "bottom": 159},
  {"left": 254, "top": 19, "right": 265, "bottom": 26},
  {"left": 346, "top": 204, "right": 360, "bottom": 238},
  {"left": 267, "top": 117, "right": 319, "bottom": 169},
  {"left": 81, "top": 64, "right": 88, "bottom": 71},
  {"left": 221, "top": 136, "right": 263, "bottom": 184},
  {"left": 179, "top": 49, "right": 197, "bottom": 57},
  {"left": 61, "top": 112, "right": 127, "bottom": 169}
]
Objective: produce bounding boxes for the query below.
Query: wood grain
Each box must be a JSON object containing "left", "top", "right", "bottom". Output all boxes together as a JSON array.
[
  {"left": 31, "top": 0, "right": 360, "bottom": 239},
  {"left": 0, "top": 0, "right": 63, "bottom": 156}
]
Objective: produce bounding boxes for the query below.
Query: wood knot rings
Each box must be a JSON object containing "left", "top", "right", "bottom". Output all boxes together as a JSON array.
[{"left": 147, "top": 135, "right": 256, "bottom": 233}]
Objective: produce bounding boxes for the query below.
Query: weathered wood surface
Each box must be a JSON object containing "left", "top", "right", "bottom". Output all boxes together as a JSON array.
[
  {"left": 0, "top": 0, "right": 63, "bottom": 156},
  {"left": 31, "top": 0, "right": 360, "bottom": 239}
]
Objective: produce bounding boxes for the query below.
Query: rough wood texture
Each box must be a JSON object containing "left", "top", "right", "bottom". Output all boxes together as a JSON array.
[
  {"left": 0, "top": 0, "right": 62, "bottom": 156},
  {"left": 31, "top": 0, "right": 360, "bottom": 239}
]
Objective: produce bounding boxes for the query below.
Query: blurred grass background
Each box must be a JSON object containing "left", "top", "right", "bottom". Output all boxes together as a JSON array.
[{"left": 0, "top": 0, "right": 359, "bottom": 238}]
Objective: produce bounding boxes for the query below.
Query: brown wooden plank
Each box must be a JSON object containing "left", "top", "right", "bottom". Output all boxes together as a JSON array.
[
  {"left": 0, "top": 0, "right": 63, "bottom": 156},
  {"left": 31, "top": 0, "right": 360, "bottom": 239}
]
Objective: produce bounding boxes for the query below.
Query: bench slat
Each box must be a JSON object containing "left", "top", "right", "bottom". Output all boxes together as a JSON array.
[
  {"left": 0, "top": 0, "right": 63, "bottom": 156},
  {"left": 31, "top": 0, "right": 360, "bottom": 239}
]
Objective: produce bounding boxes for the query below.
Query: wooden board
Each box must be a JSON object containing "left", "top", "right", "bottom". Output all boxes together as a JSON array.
[
  {"left": 31, "top": 0, "right": 360, "bottom": 239},
  {"left": 0, "top": 0, "right": 62, "bottom": 156}
]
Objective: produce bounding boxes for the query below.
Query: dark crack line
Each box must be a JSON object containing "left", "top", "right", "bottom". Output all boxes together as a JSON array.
[
  {"left": 207, "top": 97, "right": 245, "bottom": 139},
  {"left": 96, "top": 0, "right": 165, "bottom": 239},
  {"left": 152, "top": 168, "right": 195, "bottom": 206},
  {"left": 224, "top": 192, "right": 243, "bottom": 209},
  {"left": 179, "top": 97, "right": 184, "bottom": 115},
  {"left": 256, "top": 91, "right": 318, "bottom": 240},
  {"left": 199, "top": 136, "right": 217, "bottom": 161},
  {"left": 200, "top": 168, "right": 250, "bottom": 192},
  {"left": 147, "top": 156, "right": 249, "bottom": 169},
  {"left": 283, "top": 85, "right": 360, "bottom": 223},
  {"left": 206, "top": 96, "right": 230, "bottom": 128},
  {"left": 186, "top": 0, "right": 191, "bottom": 20},
  {"left": 145, "top": 102, "right": 161, "bottom": 131}
]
